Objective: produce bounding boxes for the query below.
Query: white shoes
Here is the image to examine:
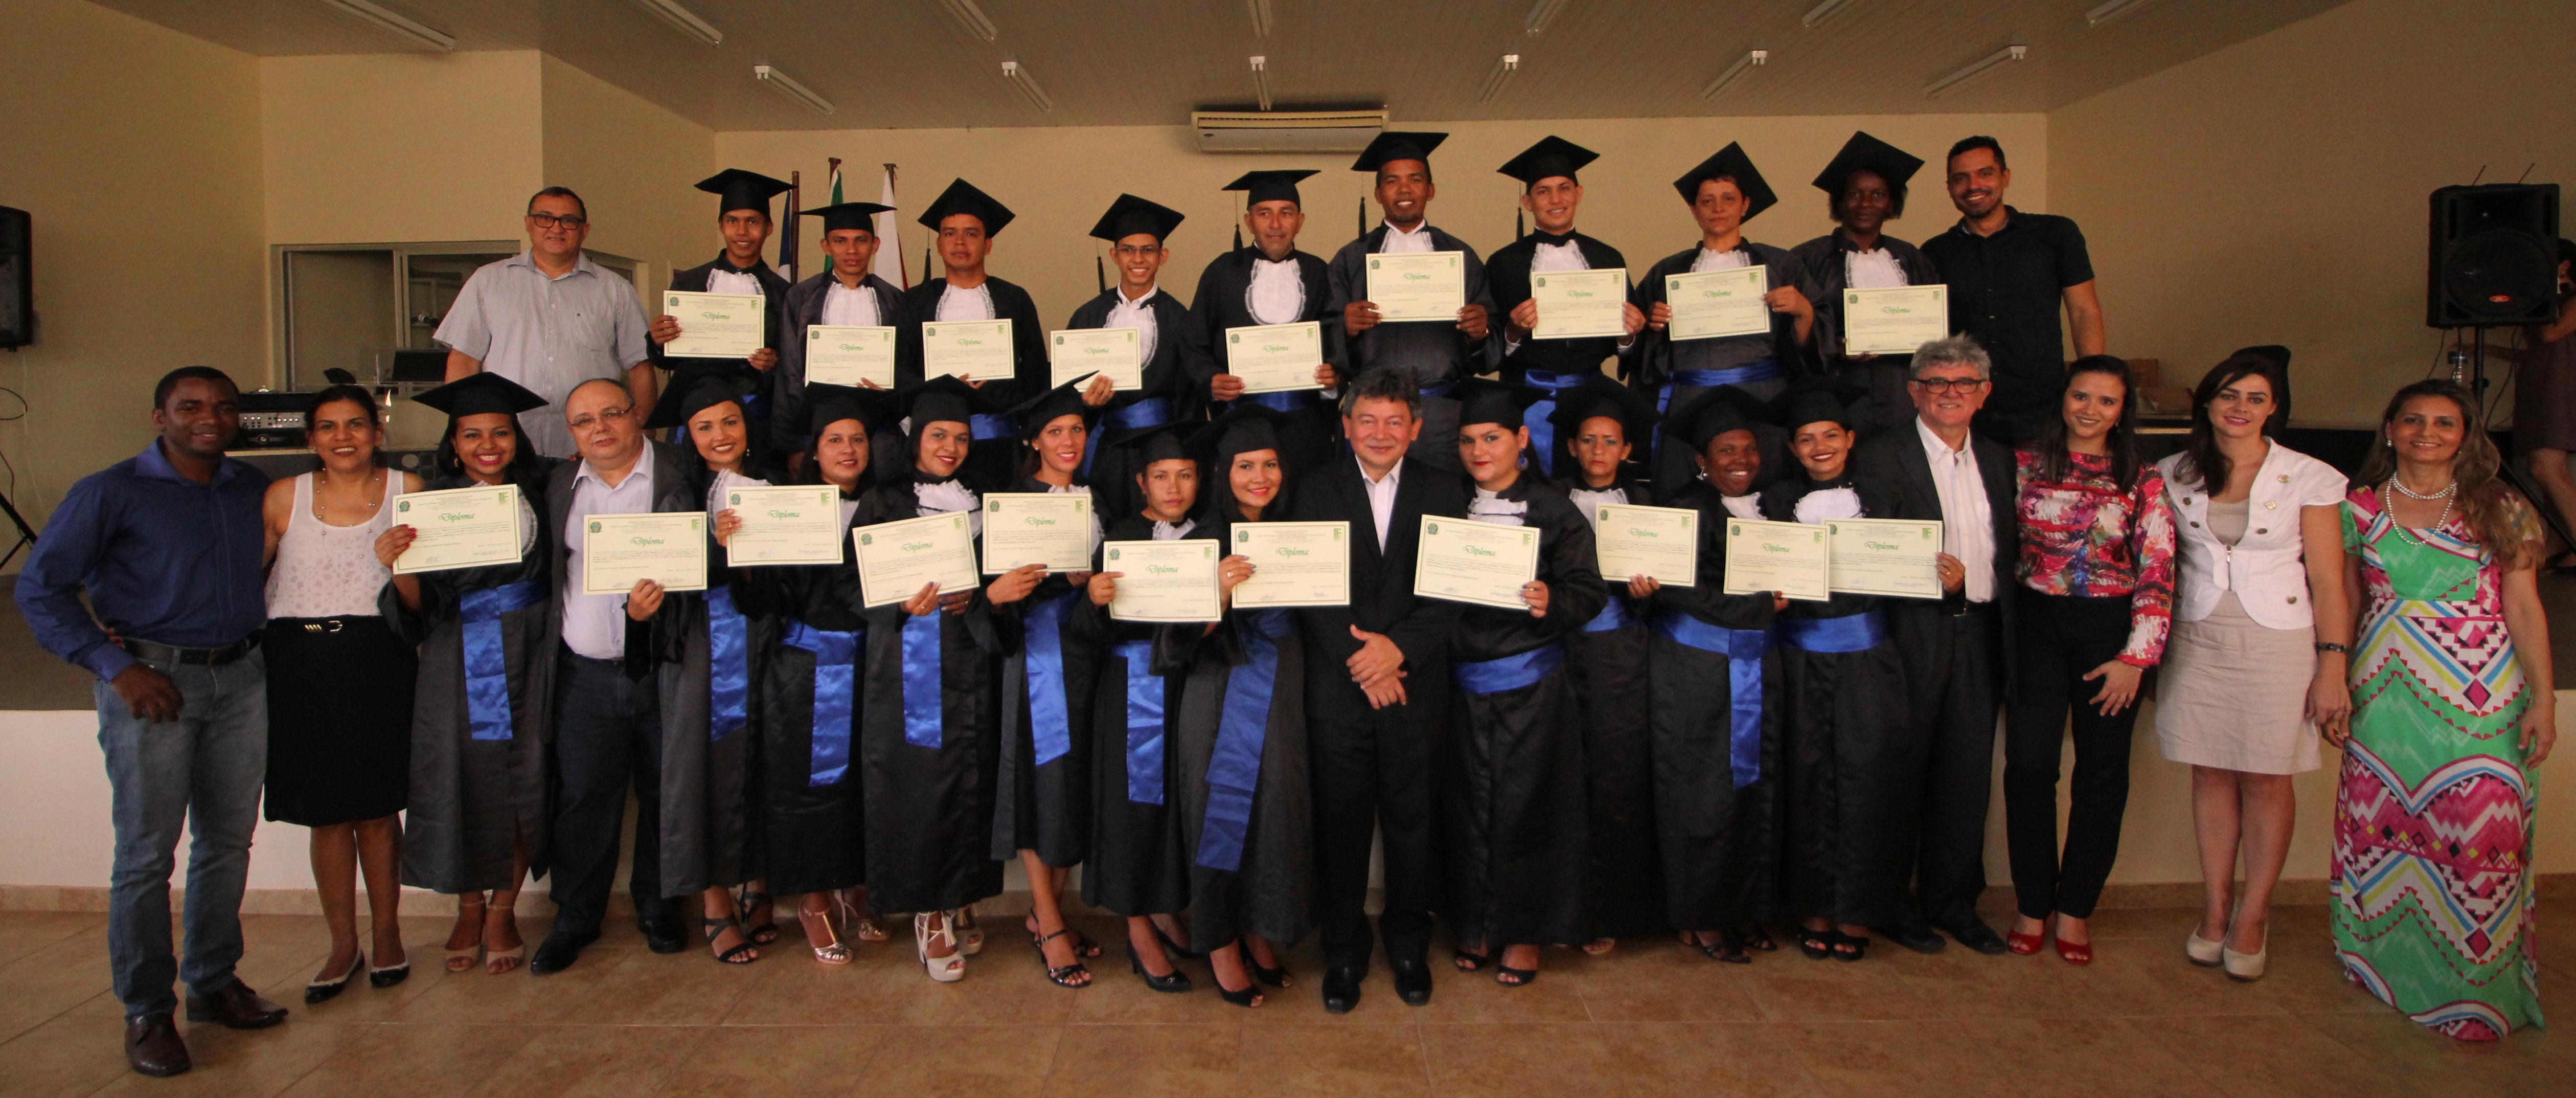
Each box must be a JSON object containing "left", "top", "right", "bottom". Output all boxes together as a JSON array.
[
  {"left": 2222, "top": 943, "right": 2267, "bottom": 981},
  {"left": 915, "top": 911, "right": 967, "bottom": 983},
  {"left": 2185, "top": 929, "right": 2225, "bottom": 967},
  {"left": 2187, "top": 918, "right": 2266, "bottom": 980}
]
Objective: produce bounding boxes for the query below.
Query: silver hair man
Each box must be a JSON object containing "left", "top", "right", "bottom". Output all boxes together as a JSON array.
[{"left": 1909, "top": 335, "right": 1992, "bottom": 380}]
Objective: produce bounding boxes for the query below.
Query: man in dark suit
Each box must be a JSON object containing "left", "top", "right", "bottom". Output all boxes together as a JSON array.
[
  {"left": 1288, "top": 369, "right": 1468, "bottom": 1013},
  {"left": 901, "top": 178, "right": 1050, "bottom": 489},
  {"left": 531, "top": 377, "right": 700, "bottom": 974},
  {"left": 777, "top": 200, "right": 918, "bottom": 464},
  {"left": 1323, "top": 131, "right": 1497, "bottom": 472},
  {"left": 650, "top": 169, "right": 796, "bottom": 459},
  {"left": 1849, "top": 335, "right": 2016, "bottom": 955}
]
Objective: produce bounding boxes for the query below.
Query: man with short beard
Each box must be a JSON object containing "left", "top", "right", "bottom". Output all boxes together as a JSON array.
[{"left": 1919, "top": 136, "right": 2105, "bottom": 444}]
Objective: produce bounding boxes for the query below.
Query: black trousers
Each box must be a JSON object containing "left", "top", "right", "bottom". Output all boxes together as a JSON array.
[
  {"left": 548, "top": 649, "right": 671, "bottom": 934},
  {"left": 1308, "top": 674, "right": 1446, "bottom": 972},
  {"left": 2002, "top": 590, "right": 2139, "bottom": 921},
  {"left": 1897, "top": 602, "right": 2001, "bottom": 925}
]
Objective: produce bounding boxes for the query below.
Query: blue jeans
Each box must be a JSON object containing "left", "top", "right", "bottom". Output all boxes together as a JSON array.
[
  {"left": 547, "top": 650, "right": 669, "bottom": 935},
  {"left": 95, "top": 648, "right": 268, "bottom": 1018}
]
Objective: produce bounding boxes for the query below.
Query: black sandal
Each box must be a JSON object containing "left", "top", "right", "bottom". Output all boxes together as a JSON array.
[
  {"left": 1740, "top": 925, "right": 1778, "bottom": 952},
  {"left": 704, "top": 917, "right": 759, "bottom": 965},
  {"left": 1496, "top": 963, "right": 1539, "bottom": 988},
  {"left": 1030, "top": 929, "right": 1091, "bottom": 988},
  {"left": 1239, "top": 943, "right": 1291, "bottom": 987},
  {"left": 1796, "top": 928, "right": 1837, "bottom": 960},
  {"left": 1454, "top": 947, "right": 1494, "bottom": 971},
  {"left": 1025, "top": 918, "right": 1103, "bottom": 958},
  {"left": 735, "top": 888, "right": 781, "bottom": 946},
  {"left": 1833, "top": 934, "right": 1870, "bottom": 962},
  {"left": 1691, "top": 932, "right": 1751, "bottom": 965}
]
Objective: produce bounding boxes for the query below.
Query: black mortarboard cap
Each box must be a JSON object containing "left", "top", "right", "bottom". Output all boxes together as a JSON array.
[
  {"left": 1452, "top": 377, "right": 1548, "bottom": 432},
  {"left": 1110, "top": 419, "right": 1192, "bottom": 466},
  {"left": 1187, "top": 404, "right": 1291, "bottom": 463},
  {"left": 1545, "top": 373, "right": 1659, "bottom": 449},
  {"left": 1088, "top": 193, "right": 1187, "bottom": 244},
  {"left": 1005, "top": 373, "right": 1099, "bottom": 439},
  {"left": 899, "top": 375, "right": 986, "bottom": 435},
  {"left": 1224, "top": 169, "right": 1319, "bottom": 208},
  {"left": 801, "top": 201, "right": 895, "bottom": 235},
  {"left": 1669, "top": 385, "right": 1770, "bottom": 449},
  {"left": 1809, "top": 131, "right": 1924, "bottom": 196},
  {"left": 916, "top": 177, "right": 1016, "bottom": 236},
  {"left": 1351, "top": 131, "right": 1448, "bottom": 173},
  {"left": 644, "top": 365, "right": 762, "bottom": 431},
  {"left": 804, "top": 383, "right": 896, "bottom": 436},
  {"left": 696, "top": 168, "right": 792, "bottom": 216},
  {"left": 1497, "top": 136, "right": 1600, "bottom": 188},
  {"left": 411, "top": 371, "right": 547, "bottom": 420},
  {"left": 1764, "top": 375, "right": 1867, "bottom": 434},
  {"left": 1671, "top": 142, "right": 1777, "bottom": 220}
]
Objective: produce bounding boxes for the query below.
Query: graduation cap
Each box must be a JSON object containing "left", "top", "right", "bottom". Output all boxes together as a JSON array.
[
  {"left": 1668, "top": 385, "right": 1770, "bottom": 449},
  {"left": 803, "top": 383, "right": 897, "bottom": 436},
  {"left": 1546, "top": 374, "right": 1659, "bottom": 451},
  {"left": 1351, "top": 131, "right": 1448, "bottom": 174},
  {"left": 1089, "top": 193, "right": 1186, "bottom": 244},
  {"left": 1671, "top": 143, "right": 1777, "bottom": 221},
  {"left": 1224, "top": 169, "right": 1319, "bottom": 209},
  {"left": 1809, "top": 131, "right": 1924, "bottom": 204},
  {"left": 1109, "top": 419, "right": 1193, "bottom": 467},
  {"left": 916, "top": 177, "right": 1016, "bottom": 236},
  {"left": 644, "top": 365, "right": 762, "bottom": 431},
  {"left": 411, "top": 371, "right": 546, "bottom": 420},
  {"left": 1187, "top": 404, "right": 1293, "bottom": 463},
  {"left": 1498, "top": 136, "right": 1600, "bottom": 189},
  {"left": 801, "top": 200, "right": 895, "bottom": 236},
  {"left": 1763, "top": 375, "right": 1867, "bottom": 434},
  {"left": 1004, "top": 373, "right": 1100, "bottom": 439},
  {"left": 697, "top": 168, "right": 792, "bottom": 216},
  {"left": 1452, "top": 377, "right": 1548, "bottom": 432},
  {"left": 897, "top": 375, "right": 989, "bottom": 435}
]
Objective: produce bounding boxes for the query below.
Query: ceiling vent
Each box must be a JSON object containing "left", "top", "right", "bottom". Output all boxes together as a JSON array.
[{"left": 1191, "top": 108, "right": 1387, "bottom": 153}]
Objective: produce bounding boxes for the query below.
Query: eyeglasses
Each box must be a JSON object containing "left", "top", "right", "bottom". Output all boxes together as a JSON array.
[
  {"left": 565, "top": 406, "right": 631, "bottom": 431},
  {"left": 528, "top": 213, "right": 588, "bottom": 230},
  {"left": 1111, "top": 243, "right": 1162, "bottom": 258},
  {"left": 1907, "top": 377, "right": 1988, "bottom": 395}
]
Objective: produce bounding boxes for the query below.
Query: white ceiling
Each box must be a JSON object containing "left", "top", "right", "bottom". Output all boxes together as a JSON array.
[{"left": 95, "top": 0, "right": 2353, "bottom": 130}]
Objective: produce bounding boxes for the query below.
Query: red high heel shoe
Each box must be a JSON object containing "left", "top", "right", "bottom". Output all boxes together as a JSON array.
[
  {"left": 2005, "top": 925, "right": 2046, "bottom": 955},
  {"left": 2053, "top": 935, "right": 2092, "bottom": 966}
]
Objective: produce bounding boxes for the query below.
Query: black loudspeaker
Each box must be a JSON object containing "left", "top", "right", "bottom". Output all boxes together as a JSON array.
[
  {"left": 0, "top": 206, "right": 28, "bottom": 349},
  {"left": 2427, "top": 183, "right": 2559, "bottom": 328}
]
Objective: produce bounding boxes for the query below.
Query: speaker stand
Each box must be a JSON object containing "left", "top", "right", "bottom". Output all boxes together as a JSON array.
[
  {"left": 0, "top": 488, "right": 33, "bottom": 572},
  {"left": 2465, "top": 328, "right": 2576, "bottom": 558}
]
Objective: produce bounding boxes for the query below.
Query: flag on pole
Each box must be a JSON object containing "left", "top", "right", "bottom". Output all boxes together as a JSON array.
[{"left": 872, "top": 165, "right": 907, "bottom": 288}]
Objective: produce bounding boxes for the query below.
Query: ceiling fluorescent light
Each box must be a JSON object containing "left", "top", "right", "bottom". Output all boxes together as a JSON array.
[
  {"left": 1250, "top": 56, "right": 1273, "bottom": 111},
  {"left": 1698, "top": 49, "right": 1768, "bottom": 100},
  {"left": 939, "top": 0, "right": 999, "bottom": 41},
  {"left": 632, "top": 0, "right": 722, "bottom": 46},
  {"left": 316, "top": 0, "right": 454, "bottom": 51},
  {"left": 754, "top": 64, "right": 834, "bottom": 115},
  {"left": 2085, "top": 0, "right": 2156, "bottom": 26},
  {"left": 1800, "top": 0, "right": 1857, "bottom": 28},
  {"left": 1246, "top": 0, "right": 1273, "bottom": 36},
  {"left": 1002, "top": 60, "right": 1055, "bottom": 113},
  {"left": 1524, "top": 0, "right": 1572, "bottom": 36},
  {"left": 1925, "top": 43, "right": 2026, "bottom": 97},
  {"left": 1476, "top": 54, "right": 1520, "bottom": 105}
]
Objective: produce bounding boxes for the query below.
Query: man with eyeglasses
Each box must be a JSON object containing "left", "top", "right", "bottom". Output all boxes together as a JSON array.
[
  {"left": 437, "top": 187, "right": 655, "bottom": 458},
  {"left": 1063, "top": 193, "right": 1214, "bottom": 519},
  {"left": 1850, "top": 335, "right": 2016, "bottom": 957}
]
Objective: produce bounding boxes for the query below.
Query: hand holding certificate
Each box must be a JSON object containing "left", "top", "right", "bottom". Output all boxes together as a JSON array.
[
  {"left": 853, "top": 512, "right": 979, "bottom": 608},
  {"left": 663, "top": 291, "right": 766, "bottom": 358},
  {"left": 1827, "top": 518, "right": 1945, "bottom": 599},
  {"left": 1049, "top": 328, "right": 1144, "bottom": 390},
  {"left": 1365, "top": 252, "right": 1467, "bottom": 322},
  {"left": 921, "top": 319, "right": 1015, "bottom": 382},
  {"left": 1103, "top": 540, "right": 1222, "bottom": 622},
  {"left": 1719, "top": 518, "right": 1829, "bottom": 602},
  {"left": 1842, "top": 285, "right": 1948, "bottom": 356},
  {"left": 390, "top": 484, "right": 524, "bottom": 574},
  {"left": 981, "top": 493, "right": 1094, "bottom": 573},
  {"left": 1229, "top": 521, "right": 1350, "bottom": 608},
  {"left": 1531, "top": 268, "right": 1628, "bottom": 340},
  {"left": 1665, "top": 268, "right": 1770, "bottom": 342},
  {"left": 804, "top": 325, "right": 898, "bottom": 388},
  {"left": 582, "top": 513, "right": 709, "bottom": 596},
  {"left": 1223, "top": 322, "right": 1325, "bottom": 393},
  {"left": 1412, "top": 516, "right": 1541, "bottom": 610},
  {"left": 1590, "top": 504, "right": 1697, "bottom": 586},
  {"left": 722, "top": 485, "right": 843, "bottom": 567}
]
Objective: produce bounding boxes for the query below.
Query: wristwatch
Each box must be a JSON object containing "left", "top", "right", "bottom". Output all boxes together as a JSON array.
[{"left": 2314, "top": 642, "right": 2350, "bottom": 654}]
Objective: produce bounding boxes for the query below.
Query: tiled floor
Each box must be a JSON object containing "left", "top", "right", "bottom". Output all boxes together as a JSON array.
[{"left": 0, "top": 902, "right": 2566, "bottom": 1097}]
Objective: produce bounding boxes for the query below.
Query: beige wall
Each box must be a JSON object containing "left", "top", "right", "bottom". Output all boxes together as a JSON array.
[
  {"left": 0, "top": 0, "right": 265, "bottom": 535},
  {"left": 538, "top": 54, "right": 714, "bottom": 287},
  {"left": 2051, "top": 0, "right": 2576, "bottom": 427},
  {"left": 260, "top": 51, "right": 544, "bottom": 248}
]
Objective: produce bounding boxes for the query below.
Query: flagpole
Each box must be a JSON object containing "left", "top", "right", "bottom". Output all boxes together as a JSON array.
[{"left": 782, "top": 170, "right": 801, "bottom": 282}]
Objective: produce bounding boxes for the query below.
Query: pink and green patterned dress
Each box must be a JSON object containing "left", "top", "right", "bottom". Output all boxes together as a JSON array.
[{"left": 2335, "top": 486, "right": 2543, "bottom": 1040}]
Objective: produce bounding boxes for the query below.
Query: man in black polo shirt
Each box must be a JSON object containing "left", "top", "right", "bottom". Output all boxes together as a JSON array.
[{"left": 1919, "top": 136, "right": 2105, "bottom": 444}]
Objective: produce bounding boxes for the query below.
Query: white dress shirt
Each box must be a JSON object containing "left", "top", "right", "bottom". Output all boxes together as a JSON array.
[
  {"left": 1568, "top": 485, "right": 1627, "bottom": 528},
  {"left": 706, "top": 267, "right": 762, "bottom": 297},
  {"left": 1468, "top": 487, "right": 1529, "bottom": 527},
  {"left": 1359, "top": 457, "right": 1403, "bottom": 549},
  {"left": 1151, "top": 518, "right": 1196, "bottom": 541},
  {"left": 1247, "top": 257, "right": 1304, "bottom": 325},
  {"left": 1844, "top": 249, "right": 1907, "bottom": 290},
  {"left": 1721, "top": 493, "right": 1762, "bottom": 521},
  {"left": 562, "top": 452, "right": 658, "bottom": 660},
  {"left": 1105, "top": 284, "right": 1161, "bottom": 365},
  {"left": 1504, "top": 237, "right": 1595, "bottom": 356},
  {"left": 821, "top": 278, "right": 880, "bottom": 327},
  {"left": 1378, "top": 221, "right": 1437, "bottom": 254},
  {"left": 936, "top": 282, "right": 996, "bottom": 321},
  {"left": 1792, "top": 486, "right": 1864, "bottom": 524},
  {"left": 1918, "top": 418, "right": 1996, "bottom": 603},
  {"left": 914, "top": 478, "right": 983, "bottom": 536},
  {"left": 1691, "top": 247, "right": 1753, "bottom": 273}
]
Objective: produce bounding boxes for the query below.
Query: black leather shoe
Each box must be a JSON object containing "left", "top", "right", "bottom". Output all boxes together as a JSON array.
[
  {"left": 1389, "top": 956, "right": 1433, "bottom": 1007},
  {"left": 1878, "top": 920, "right": 1949, "bottom": 955},
  {"left": 530, "top": 929, "right": 597, "bottom": 975},
  {"left": 1320, "top": 966, "right": 1362, "bottom": 1014},
  {"left": 1938, "top": 914, "right": 2010, "bottom": 956},
  {"left": 125, "top": 1013, "right": 191, "bottom": 1077},
  {"left": 639, "top": 914, "right": 688, "bottom": 954},
  {"left": 184, "top": 978, "right": 286, "bottom": 1029}
]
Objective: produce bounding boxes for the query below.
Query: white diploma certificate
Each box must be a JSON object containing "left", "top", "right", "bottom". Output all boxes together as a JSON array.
[
  {"left": 803, "top": 325, "right": 898, "bottom": 389},
  {"left": 1365, "top": 251, "right": 1467, "bottom": 322},
  {"left": 1842, "top": 285, "right": 1950, "bottom": 356},
  {"left": 1412, "top": 516, "right": 1541, "bottom": 611},
  {"left": 979, "top": 492, "right": 1095, "bottom": 574},
  {"left": 852, "top": 511, "right": 980, "bottom": 609},
  {"left": 1590, "top": 503, "right": 1698, "bottom": 587},
  {"left": 1720, "top": 518, "right": 1830, "bottom": 602},
  {"left": 663, "top": 291, "right": 766, "bottom": 357},
  {"left": 1224, "top": 322, "right": 1325, "bottom": 393},
  {"left": 721, "top": 485, "right": 843, "bottom": 568},
  {"left": 1103, "top": 540, "right": 1223, "bottom": 623},
  {"left": 1049, "top": 328, "right": 1144, "bottom": 391},
  {"left": 581, "top": 512, "right": 708, "bottom": 596},
  {"left": 1665, "top": 267, "right": 1771, "bottom": 342},
  {"left": 1827, "top": 518, "right": 1945, "bottom": 599},
  {"left": 920, "top": 319, "right": 1015, "bottom": 382},
  {"left": 1228, "top": 521, "right": 1350, "bottom": 609},
  {"left": 1531, "top": 268, "right": 1628, "bottom": 340},
  {"left": 389, "top": 484, "right": 523, "bottom": 575}
]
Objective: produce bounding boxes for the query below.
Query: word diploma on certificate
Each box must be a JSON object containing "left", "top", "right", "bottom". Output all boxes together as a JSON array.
[
  {"left": 1224, "top": 322, "right": 1325, "bottom": 393},
  {"left": 1049, "top": 328, "right": 1144, "bottom": 390},
  {"left": 1665, "top": 267, "right": 1770, "bottom": 342},
  {"left": 1365, "top": 251, "right": 1467, "bottom": 322},
  {"left": 1103, "top": 540, "right": 1222, "bottom": 623},
  {"left": 722, "top": 485, "right": 842, "bottom": 567},
  {"left": 582, "top": 513, "right": 708, "bottom": 596},
  {"left": 1720, "top": 518, "right": 1830, "bottom": 602},
  {"left": 1412, "top": 516, "right": 1540, "bottom": 611},
  {"left": 981, "top": 492, "right": 1093, "bottom": 573},
  {"left": 921, "top": 319, "right": 1014, "bottom": 382},
  {"left": 853, "top": 511, "right": 979, "bottom": 608},
  {"left": 1229, "top": 521, "right": 1350, "bottom": 609},
  {"left": 662, "top": 291, "right": 766, "bottom": 358},
  {"left": 390, "top": 484, "right": 523, "bottom": 575},
  {"left": 1591, "top": 503, "right": 1697, "bottom": 587},
  {"left": 1827, "top": 518, "right": 1945, "bottom": 599},
  {"left": 1532, "top": 268, "right": 1628, "bottom": 340},
  {"left": 1842, "top": 285, "right": 1949, "bottom": 356},
  {"left": 804, "top": 325, "right": 898, "bottom": 389}
]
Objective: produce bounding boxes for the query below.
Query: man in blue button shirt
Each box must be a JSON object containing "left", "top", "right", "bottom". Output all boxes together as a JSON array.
[{"left": 14, "top": 366, "right": 289, "bottom": 1077}]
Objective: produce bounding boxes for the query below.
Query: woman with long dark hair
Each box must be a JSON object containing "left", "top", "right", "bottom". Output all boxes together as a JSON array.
[
  {"left": 2152, "top": 354, "right": 2349, "bottom": 981},
  {"left": 2002, "top": 355, "right": 2175, "bottom": 965},
  {"left": 263, "top": 384, "right": 420, "bottom": 1000},
  {"left": 2333, "top": 379, "right": 2552, "bottom": 1040}
]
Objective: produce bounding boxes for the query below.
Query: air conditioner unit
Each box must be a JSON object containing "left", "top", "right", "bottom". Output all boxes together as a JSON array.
[{"left": 1191, "top": 108, "right": 1387, "bottom": 153}]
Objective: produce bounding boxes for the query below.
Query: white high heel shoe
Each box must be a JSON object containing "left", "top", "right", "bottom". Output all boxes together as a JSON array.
[
  {"left": 2185, "top": 929, "right": 2224, "bottom": 967},
  {"left": 2222, "top": 940, "right": 2267, "bottom": 981},
  {"left": 915, "top": 911, "right": 966, "bottom": 983}
]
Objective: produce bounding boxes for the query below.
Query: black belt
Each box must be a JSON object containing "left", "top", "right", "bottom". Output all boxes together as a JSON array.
[
  {"left": 123, "top": 635, "right": 259, "bottom": 666},
  {"left": 559, "top": 642, "right": 623, "bottom": 668}
]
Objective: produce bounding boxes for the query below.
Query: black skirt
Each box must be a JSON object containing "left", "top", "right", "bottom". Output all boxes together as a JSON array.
[{"left": 264, "top": 616, "right": 417, "bottom": 826}]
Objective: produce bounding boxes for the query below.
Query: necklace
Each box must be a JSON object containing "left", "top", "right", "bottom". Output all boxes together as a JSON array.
[
  {"left": 316, "top": 468, "right": 384, "bottom": 516},
  {"left": 2380, "top": 478, "right": 2454, "bottom": 546},
  {"left": 2390, "top": 474, "right": 2456, "bottom": 501}
]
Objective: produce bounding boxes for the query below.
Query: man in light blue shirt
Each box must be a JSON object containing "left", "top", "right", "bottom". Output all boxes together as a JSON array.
[{"left": 437, "top": 186, "right": 654, "bottom": 459}]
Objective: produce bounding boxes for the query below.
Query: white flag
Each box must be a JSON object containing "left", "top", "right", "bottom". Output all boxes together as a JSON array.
[{"left": 872, "top": 167, "right": 906, "bottom": 288}]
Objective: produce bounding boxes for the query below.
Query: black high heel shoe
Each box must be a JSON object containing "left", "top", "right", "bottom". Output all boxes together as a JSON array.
[
  {"left": 1149, "top": 922, "right": 1204, "bottom": 961},
  {"left": 1239, "top": 942, "right": 1291, "bottom": 988},
  {"left": 1127, "top": 943, "right": 1193, "bottom": 993}
]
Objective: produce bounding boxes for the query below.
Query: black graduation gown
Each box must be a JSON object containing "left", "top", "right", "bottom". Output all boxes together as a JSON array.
[
  {"left": 1078, "top": 514, "right": 1194, "bottom": 917},
  {"left": 728, "top": 487, "right": 870, "bottom": 897},
  {"left": 853, "top": 478, "right": 1007, "bottom": 914},
  {"left": 387, "top": 470, "right": 557, "bottom": 894},
  {"left": 901, "top": 277, "right": 1051, "bottom": 492},
  {"left": 1323, "top": 225, "right": 1501, "bottom": 471},
  {"left": 1554, "top": 476, "right": 1667, "bottom": 938},
  {"left": 990, "top": 478, "right": 1100, "bottom": 868},
  {"left": 1488, "top": 230, "right": 1631, "bottom": 480},
  {"left": 1757, "top": 476, "right": 1916, "bottom": 928},
  {"left": 1629, "top": 242, "right": 1819, "bottom": 499},
  {"left": 1789, "top": 232, "right": 1941, "bottom": 441},
  {"left": 647, "top": 479, "right": 772, "bottom": 899},
  {"left": 1063, "top": 288, "right": 1216, "bottom": 521},
  {"left": 656, "top": 257, "right": 795, "bottom": 456},
  {"left": 1646, "top": 480, "right": 1783, "bottom": 931},
  {"left": 775, "top": 271, "right": 920, "bottom": 449},
  {"left": 1441, "top": 478, "right": 1605, "bottom": 948},
  {"left": 1190, "top": 247, "right": 1341, "bottom": 480}
]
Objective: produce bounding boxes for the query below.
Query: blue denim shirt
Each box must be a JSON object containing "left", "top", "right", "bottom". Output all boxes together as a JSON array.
[{"left": 13, "top": 440, "right": 270, "bottom": 681}]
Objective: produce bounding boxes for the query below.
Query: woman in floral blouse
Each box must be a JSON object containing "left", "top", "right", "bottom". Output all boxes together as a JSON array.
[{"left": 2001, "top": 355, "right": 2176, "bottom": 965}]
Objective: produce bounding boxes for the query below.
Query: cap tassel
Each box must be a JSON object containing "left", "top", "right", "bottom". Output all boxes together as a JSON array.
[
  {"left": 1516, "top": 207, "right": 1525, "bottom": 239},
  {"left": 1234, "top": 224, "right": 1244, "bottom": 251},
  {"left": 922, "top": 246, "right": 934, "bottom": 285},
  {"left": 1358, "top": 195, "right": 1366, "bottom": 238},
  {"left": 1096, "top": 253, "right": 1107, "bottom": 294}
]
